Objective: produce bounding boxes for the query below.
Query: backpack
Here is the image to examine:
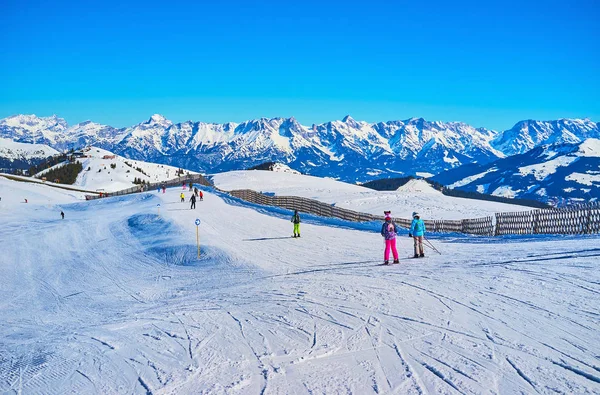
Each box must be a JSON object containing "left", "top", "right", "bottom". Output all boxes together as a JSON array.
[{"left": 383, "top": 221, "right": 397, "bottom": 239}]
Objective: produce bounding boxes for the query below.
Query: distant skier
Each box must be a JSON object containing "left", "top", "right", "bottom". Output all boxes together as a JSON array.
[
  {"left": 190, "top": 194, "right": 196, "bottom": 209},
  {"left": 157, "top": 186, "right": 161, "bottom": 193},
  {"left": 162, "top": 185, "right": 166, "bottom": 194},
  {"left": 409, "top": 212, "right": 426, "bottom": 258},
  {"left": 194, "top": 187, "right": 199, "bottom": 197},
  {"left": 291, "top": 210, "right": 301, "bottom": 237},
  {"left": 189, "top": 183, "right": 193, "bottom": 192},
  {"left": 182, "top": 182, "right": 186, "bottom": 190},
  {"left": 199, "top": 190, "right": 203, "bottom": 201},
  {"left": 180, "top": 192, "right": 185, "bottom": 203},
  {"left": 60, "top": 211, "right": 64, "bottom": 219},
  {"left": 381, "top": 211, "right": 400, "bottom": 264}
]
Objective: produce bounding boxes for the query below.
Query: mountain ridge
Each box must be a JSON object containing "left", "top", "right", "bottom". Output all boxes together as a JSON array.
[{"left": 1, "top": 114, "right": 598, "bottom": 183}]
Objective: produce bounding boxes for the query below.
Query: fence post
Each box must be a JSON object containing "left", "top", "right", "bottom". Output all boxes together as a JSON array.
[{"left": 585, "top": 207, "right": 592, "bottom": 235}]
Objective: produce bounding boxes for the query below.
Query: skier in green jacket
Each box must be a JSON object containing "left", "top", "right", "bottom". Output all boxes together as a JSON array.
[{"left": 291, "top": 210, "right": 301, "bottom": 238}]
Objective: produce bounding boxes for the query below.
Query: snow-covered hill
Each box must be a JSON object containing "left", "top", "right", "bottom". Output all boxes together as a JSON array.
[
  {"left": 3, "top": 114, "right": 597, "bottom": 183},
  {"left": 433, "top": 138, "right": 600, "bottom": 204},
  {"left": 0, "top": 137, "right": 58, "bottom": 162},
  {"left": 212, "top": 170, "right": 531, "bottom": 219},
  {"left": 270, "top": 162, "right": 300, "bottom": 174},
  {"left": 1, "top": 175, "right": 599, "bottom": 394},
  {"left": 0, "top": 137, "right": 59, "bottom": 171},
  {"left": 71, "top": 147, "right": 197, "bottom": 192},
  {"left": 0, "top": 175, "right": 86, "bottom": 206},
  {"left": 248, "top": 162, "right": 301, "bottom": 174}
]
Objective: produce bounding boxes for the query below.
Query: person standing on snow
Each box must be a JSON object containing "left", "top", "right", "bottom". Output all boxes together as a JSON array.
[
  {"left": 409, "top": 212, "right": 426, "bottom": 258},
  {"left": 291, "top": 209, "right": 301, "bottom": 238},
  {"left": 180, "top": 192, "right": 185, "bottom": 203},
  {"left": 61, "top": 211, "right": 64, "bottom": 219},
  {"left": 190, "top": 194, "right": 196, "bottom": 209},
  {"left": 194, "top": 187, "right": 199, "bottom": 197},
  {"left": 189, "top": 183, "right": 193, "bottom": 192},
  {"left": 381, "top": 211, "right": 400, "bottom": 264},
  {"left": 199, "top": 190, "right": 203, "bottom": 201}
]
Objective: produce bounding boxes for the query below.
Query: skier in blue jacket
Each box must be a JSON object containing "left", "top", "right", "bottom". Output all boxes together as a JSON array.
[{"left": 409, "top": 212, "right": 426, "bottom": 258}]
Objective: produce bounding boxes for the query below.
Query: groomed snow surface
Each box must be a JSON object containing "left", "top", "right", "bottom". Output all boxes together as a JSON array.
[
  {"left": 1, "top": 175, "right": 599, "bottom": 394},
  {"left": 212, "top": 170, "right": 532, "bottom": 220}
]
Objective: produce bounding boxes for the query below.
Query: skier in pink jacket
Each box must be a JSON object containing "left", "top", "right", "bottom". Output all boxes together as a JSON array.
[{"left": 380, "top": 211, "right": 400, "bottom": 265}]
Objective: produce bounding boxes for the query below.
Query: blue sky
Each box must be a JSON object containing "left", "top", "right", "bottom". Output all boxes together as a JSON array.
[{"left": 0, "top": 0, "right": 598, "bottom": 130}]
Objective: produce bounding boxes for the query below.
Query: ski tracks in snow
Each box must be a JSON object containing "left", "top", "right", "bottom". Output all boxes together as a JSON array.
[{"left": 1, "top": 189, "right": 600, "bottom": 393}]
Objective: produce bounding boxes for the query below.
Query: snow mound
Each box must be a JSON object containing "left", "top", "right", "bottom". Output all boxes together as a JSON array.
[
  {"left": 270, "top": 163, "right": 300, "bottom": 174},
  {"left": 396, "top": 179, "right": 440, "bottom": 194}
]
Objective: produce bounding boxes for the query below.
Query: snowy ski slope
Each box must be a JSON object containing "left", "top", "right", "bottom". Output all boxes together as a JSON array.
[
  {"left": 212, "top": 170, "right": 532, "bottom": 220},
  {"left": 1, "top": 177, "right": 599, "bottom": 394},
  {"left": 0, "top": 175, "right": 87, "bottom": 207},
  {"left": 72, "top": 147, "right": 196, "bottom": 192}
]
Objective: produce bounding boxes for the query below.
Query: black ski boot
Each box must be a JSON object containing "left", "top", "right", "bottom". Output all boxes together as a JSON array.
[
  {"left": 419, "top": 253, "right": 425, "bottom": 258},
  {"left": 413, "top": 254, "right": 419, "bottom": 258},
  {"left": 384, "top": 260, "right": 390, "bottom": 265},
  {"left": 393, "top": 259, "right": 400, "bottom": 264}
]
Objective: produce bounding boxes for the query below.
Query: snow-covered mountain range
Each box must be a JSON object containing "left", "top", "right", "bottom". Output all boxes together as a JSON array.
[
  {"left": 432, "top": 138, "right": 600, "bottom": 204},
  {"left": 1, "top": 114, "right": 598, "bottom": 185},
  {"left": 492, "top": 118, "right": 599, "bottom": 156}
]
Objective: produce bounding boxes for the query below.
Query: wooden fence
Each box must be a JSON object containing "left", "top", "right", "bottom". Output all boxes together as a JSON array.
[
  {"left": 228, "top": 189, "right": 599, "bottom": 237},
  {"left": 228, "top": 189, "right": 498, "bottom": 236},
  {"left": 85, "top": 174, "right": 600, "bottom": 237},
  {"left": 496, "top": 202, "right": 600, "bottom": 236}
]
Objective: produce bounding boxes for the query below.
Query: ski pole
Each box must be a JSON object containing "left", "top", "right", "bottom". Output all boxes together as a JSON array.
[
  {"left": 423, "top": 238, "right": 440, "bottom": 254},
  {"left": 423, "top": 237, "right": 442, "bottom": 255}
]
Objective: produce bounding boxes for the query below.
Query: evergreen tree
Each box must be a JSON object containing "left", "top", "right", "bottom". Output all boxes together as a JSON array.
[{"left": 38, "top": 162, "right": 83, "bottom": 184}]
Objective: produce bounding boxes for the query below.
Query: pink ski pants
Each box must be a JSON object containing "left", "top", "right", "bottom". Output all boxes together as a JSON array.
[{"left": 384, "top": 239, "right": 399, "bottom": 261}]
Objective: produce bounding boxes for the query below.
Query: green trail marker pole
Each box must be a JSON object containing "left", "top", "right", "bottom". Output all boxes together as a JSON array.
[{"left": 195, "top": 218, "right": 201, "bottom": 258}]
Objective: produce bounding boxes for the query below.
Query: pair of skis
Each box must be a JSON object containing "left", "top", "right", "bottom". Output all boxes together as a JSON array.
[{"left": 382, "top": 256, "right": 428, "bottom": 265}]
